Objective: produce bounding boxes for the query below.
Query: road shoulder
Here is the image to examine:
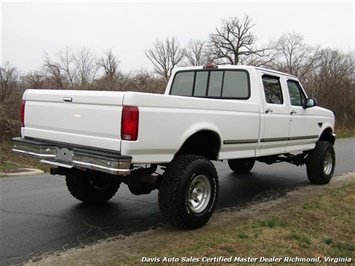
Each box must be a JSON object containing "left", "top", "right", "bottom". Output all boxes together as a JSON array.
[{"left": 0, "top": 168, "right": 44, "bottom": 177}]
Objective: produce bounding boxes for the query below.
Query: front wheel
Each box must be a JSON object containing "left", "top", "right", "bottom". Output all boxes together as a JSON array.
[
  {"left": 158, "top": 155, "right": 219, "bottom": 230},
  {"left": 306, "top": 141, "right": 336, "bottom": 184}
]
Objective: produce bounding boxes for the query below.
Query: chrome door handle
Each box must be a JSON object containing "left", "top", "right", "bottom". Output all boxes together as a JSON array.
[
  {"left": 266, "top": 108, "right": 273, "bottom": 114},
  {"left": 63, "top": 97, "right": 73, "bottom": 102},
  {"left": 290, "top": 110, "right": 297, "bottom": 115}
]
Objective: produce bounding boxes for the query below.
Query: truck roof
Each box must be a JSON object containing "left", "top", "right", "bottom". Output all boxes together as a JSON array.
[{"left": 173, "top": 65, "right": 296, "bottom": 78}]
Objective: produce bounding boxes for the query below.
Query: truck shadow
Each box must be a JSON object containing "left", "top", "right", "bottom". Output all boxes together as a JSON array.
[
  {"left": 64, "top": 161, "right": 310, "bottom": 236},
  {"left": 215, "top": 161, "right": 309, "bottom": 210},
  {"left": 65, "top": 189, "right": 162, "bottom": 237}
]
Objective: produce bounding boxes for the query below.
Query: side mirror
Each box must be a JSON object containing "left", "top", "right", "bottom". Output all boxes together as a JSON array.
[{"left": 304, "top": 98, "right": 317, "bottom": 109}]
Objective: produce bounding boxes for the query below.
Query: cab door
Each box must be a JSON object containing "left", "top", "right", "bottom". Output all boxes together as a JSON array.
[
  {"left": 286, "top": 79, "right": 319, "bottom": 152},
  {"left": 259, "top": 74, "right": 290, "bottom": 156}
]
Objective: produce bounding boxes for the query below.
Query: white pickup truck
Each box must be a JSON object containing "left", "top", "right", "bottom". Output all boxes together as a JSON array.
[{"left": 12, "top": 65, "right": 336, "bottom": 229}]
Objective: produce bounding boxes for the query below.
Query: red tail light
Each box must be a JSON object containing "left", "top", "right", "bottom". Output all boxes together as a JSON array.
[
  {"left": 21, "top": 100, "right": 26, "bottom": 127},
  {"left": 121, "top": 106, "right": 139, "bottom": 141}
]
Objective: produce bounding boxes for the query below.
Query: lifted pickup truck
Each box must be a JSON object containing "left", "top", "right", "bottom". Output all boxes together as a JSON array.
[{"left": 13, "top": 65, "right": 336, "bottom": 229}]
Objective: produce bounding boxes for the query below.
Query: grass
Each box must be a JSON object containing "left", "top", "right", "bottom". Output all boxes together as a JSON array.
[
  {"left": 0, "top": 162, "right": 20, "bottom": 173},
  {"left": 337, "top": 132, "right": 355, "bottom": 139},
  {"left": 116, "top": 181, "right": 355, "bottom": 265},
  {"left": 336, "top": 127, "right": 355, "bottom": 139},
  {"left": 0, "top": 143, "right": 50, "bottom": 175}
]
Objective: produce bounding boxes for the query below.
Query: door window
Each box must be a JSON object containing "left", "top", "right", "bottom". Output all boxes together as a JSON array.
[
  {"left": 287, "top": 80, "right": 307, "bottom": 106},
  {"left": 262, "top": 75, "right": 283, "bottom": 104}
]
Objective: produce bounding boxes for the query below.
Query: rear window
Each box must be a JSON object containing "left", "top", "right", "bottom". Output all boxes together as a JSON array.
[{"left": 170, "top": 70, "right": 250, "bottom": 99}]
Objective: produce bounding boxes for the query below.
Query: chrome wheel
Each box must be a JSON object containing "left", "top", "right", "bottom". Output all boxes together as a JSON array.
[
  {"left": 158, "top": 155, "right": 219, "bottom": 229},
  {"left": 324, "top": 152, "right": 333, "bottom": 176},
  {"left": 307, "top": 141, "right": 336, "bottom": 185},
  {"left": 188, "top": 174, "right": 211, "bottom": 213}
]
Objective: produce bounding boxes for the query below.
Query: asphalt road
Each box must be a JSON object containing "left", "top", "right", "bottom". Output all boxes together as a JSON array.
[{"left": 1, "top": 138, "right": 354, "bottom": 265}]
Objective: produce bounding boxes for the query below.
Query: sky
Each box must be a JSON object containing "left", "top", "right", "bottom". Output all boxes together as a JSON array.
[{"left": 1, "top": 1, "right": 354, "bottom": 74}]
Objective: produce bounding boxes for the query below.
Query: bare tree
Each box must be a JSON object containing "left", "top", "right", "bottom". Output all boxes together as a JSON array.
[
  {"left": 209, "top": 15, "right": 264, "bottom": 65},
  {"left": 0, "top": 62, "right": 20, "bottom": 142},
  {"left": 184, "top": 39, "right": 210, "bottom": 66},
  {"left": 0, "top": 62, "right": 18, "bottom": 102},
  {"left": 57, "top": 47, "right": 76, "bottom": 87},
  {"left": 98, "top": 48, "right": 120, "bottom": 81},
  {"left": 43, "top": 53, "right": 65, "bottom": 89},
  {"left": 131, "top": 68, "right": 166, "bottom": 93},
  {"left": 273, "top": 32, "right": 322, "bottom": 79},
  {"left": 43, "top": 47, "right": 98, "bottom": 89},
  {"left": 145, "top": 36, "right": 186, "bottom": 83},
  {"left": 308, "top": 49, "right": 355, "bottom": 129},
  {"left": 95, "top": 49, "right": 122, "bottom": 90},
  {"left": 20, "top": 71, "right": 46, "bottom": 90},
  {"left": 239, "top": 43, "right": 278, "bottom": 67},
  {"left": 73, "top": 47, "right": 98, "bottom": 87}
]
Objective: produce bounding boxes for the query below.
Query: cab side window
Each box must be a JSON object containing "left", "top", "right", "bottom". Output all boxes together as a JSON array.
[
  {"left": 287, "top": 80, "right": 307, "bottom": 106},
  {"left": 262, "top": 75, "right": 283, "bottom": 104}
]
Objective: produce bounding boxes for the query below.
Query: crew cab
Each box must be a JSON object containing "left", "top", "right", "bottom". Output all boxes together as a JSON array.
[{"left": 12, "top": 65, "right": 336, "bottom": 229}]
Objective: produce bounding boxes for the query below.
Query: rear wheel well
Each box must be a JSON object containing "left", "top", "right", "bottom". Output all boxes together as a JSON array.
[
  {"left": 175, "top": 130, "right": 221, "bottom": 160},
  {"left": 319, "top": 128, "right": 335, "bottom": 145}
]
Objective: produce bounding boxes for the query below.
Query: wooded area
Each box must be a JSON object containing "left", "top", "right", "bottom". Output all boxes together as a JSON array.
[{"left": 1, "top": 16, "right": 354, "bottom": 142}]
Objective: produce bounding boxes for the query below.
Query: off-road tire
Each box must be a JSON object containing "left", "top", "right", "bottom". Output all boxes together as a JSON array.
[
  {"left": 306, "top": 141, "right": 336, "bottom": 184},
  {"left": 66, "top": 170, "right": 120, "bottom": 204},
  {"left": 158, "top": 155, "right": 219, "bottom": 230},
  {"left": 228, "top": 158, "right": 255, "bottom": 174}
]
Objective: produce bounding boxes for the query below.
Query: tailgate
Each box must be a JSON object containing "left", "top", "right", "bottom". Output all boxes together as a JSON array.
[{"left": 22, "top": 89, "right": 126, "bottom": 152}]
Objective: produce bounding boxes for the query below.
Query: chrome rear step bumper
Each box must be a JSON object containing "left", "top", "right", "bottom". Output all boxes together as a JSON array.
[{"left": 12, "top": 137, "right": 132, "bottom": 176}]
